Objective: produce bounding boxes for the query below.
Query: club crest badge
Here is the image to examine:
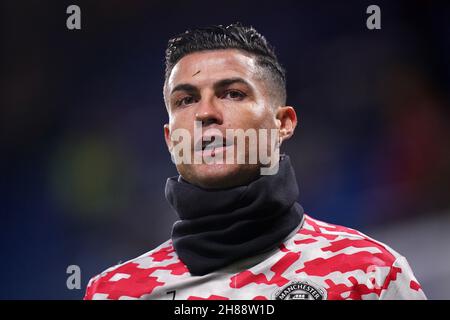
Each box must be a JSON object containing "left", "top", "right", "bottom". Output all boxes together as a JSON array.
[{"left": 273, "top": 280, "right": 327, "bottom": 300}]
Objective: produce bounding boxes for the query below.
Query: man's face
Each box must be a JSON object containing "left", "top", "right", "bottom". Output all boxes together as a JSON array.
[{"left": 164, "top": 49, "right": 284, "bottom": 189}]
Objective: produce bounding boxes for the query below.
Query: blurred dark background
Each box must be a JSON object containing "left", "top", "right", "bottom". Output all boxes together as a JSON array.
[{"left": 1, "top": 0, "right": 449, "bottom": 299}]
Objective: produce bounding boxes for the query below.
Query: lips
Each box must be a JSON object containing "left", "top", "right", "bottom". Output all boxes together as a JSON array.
[{"left": 194, "top": 135, "right": 234, "bottom": 152}]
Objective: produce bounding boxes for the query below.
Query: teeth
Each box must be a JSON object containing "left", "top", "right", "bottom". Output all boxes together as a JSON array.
[
  {"left": 203, "top": 139, "right": 224, "bottom": 150},
  {"left": 196, "top": 136, "right": 233, "bottom": 151}
]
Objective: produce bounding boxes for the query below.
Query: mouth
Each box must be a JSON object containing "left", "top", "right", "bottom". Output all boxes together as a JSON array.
[{"left": 194, "top": 136, "right": 234, "bottom": 155}]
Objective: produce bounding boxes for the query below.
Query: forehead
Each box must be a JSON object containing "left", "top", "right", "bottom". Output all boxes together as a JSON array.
[{"left": 166, "top": 49, "right": 260, "bottom": 91}]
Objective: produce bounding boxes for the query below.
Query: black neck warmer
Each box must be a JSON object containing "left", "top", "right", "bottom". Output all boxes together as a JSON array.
[{"left": 165, "top": 154, "right": 304, "bottom": 276}]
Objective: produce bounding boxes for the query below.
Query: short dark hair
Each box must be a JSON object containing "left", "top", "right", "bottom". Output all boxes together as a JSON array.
[{"left": 164, "top": 23, "right": 287, "bottom": 106}]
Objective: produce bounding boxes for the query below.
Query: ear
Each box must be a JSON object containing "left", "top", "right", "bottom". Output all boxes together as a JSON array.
[
  {"left": 164, "top": 123, "right": 173, "bottom": 152},
  {"left": 276, "top": 106, "right": 298, "bottom": 144}
]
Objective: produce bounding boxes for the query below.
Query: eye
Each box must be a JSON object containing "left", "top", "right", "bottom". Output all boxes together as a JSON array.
[
  {"left": 222, "top": 90, "right": 246, "bottom": 101},
  {"left": 176, "top": 96, "right": 196, "bottom": 107}
]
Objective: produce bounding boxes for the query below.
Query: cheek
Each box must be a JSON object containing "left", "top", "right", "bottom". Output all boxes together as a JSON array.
[
  {"left": 229, "top": 105, "right": 275, "bottom": 129},
  {"left": 169, "top": 111, "right": 193, "bottom": 130}
]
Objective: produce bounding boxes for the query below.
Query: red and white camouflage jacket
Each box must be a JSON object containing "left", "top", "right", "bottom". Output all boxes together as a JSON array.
[{"left": 84, "top": 214, "right": 426, "bottom": 300}]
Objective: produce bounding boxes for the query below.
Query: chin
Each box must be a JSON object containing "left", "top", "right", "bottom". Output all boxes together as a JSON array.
[{"left": 179, "top": 163, "right": 260, "bottom": 189}]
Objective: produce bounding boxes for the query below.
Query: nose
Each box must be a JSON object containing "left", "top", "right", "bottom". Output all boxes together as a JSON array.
[{"left": 195, "top": 96, "right": 223, "bottom": 127}]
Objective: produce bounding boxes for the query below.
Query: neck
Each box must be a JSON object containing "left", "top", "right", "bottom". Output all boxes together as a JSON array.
[{"left": 165, "top": 154, "right": 304, "bottom": 275}]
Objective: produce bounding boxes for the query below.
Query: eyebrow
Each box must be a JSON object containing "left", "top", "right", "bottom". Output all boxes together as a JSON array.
[
  {"left": 170, "top": 77, "right": 254, "bottom": 96},
  {"left": 213, "top": 77, "right": 253, "bottom": 91},
  {"left": 170, "top": 83, "right": 197, "bottom": 95}
]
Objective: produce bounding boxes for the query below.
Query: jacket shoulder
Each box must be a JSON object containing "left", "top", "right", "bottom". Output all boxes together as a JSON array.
[
  {"left": 293, "top": 215, "right": 426, "bottom": 299},
  {"left": 84, "top": 240, "right": 188, "bottom": 300},
  {"left": 298, "top": 214, "right": 401, "bottom": 262}
]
